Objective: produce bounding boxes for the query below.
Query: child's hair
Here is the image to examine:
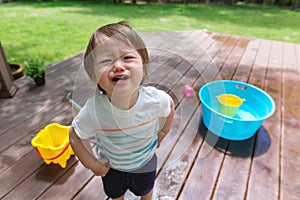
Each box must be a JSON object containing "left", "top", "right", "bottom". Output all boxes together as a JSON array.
[{"left": 83, "top": 21, "right": 149, "bottom": 93}]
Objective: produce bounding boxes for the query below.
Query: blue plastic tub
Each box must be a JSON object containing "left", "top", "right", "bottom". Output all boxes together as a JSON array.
[{"left": 199, "top": 80, "right": 275, "bottom": 140}]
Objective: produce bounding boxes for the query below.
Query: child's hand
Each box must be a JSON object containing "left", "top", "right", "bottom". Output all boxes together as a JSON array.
[
  {"left": 157, "top": 131, "right": 167, "bottom": 148},
  {"left": 90, "top": 158, "right": 110, "bottom": 177}
]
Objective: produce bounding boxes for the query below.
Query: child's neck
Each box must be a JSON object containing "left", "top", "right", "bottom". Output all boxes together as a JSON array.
[{"left": 108, "top": 89, "right": 139, "bottom": 110}]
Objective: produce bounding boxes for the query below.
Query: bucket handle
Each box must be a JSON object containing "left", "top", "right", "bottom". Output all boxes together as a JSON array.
[
  {"left": 35, "top": 142, "right": 71, "bottom": 161},
  {"left": 219, "top": 116, "right": 234, "bottom": 124},
  {"left": 236, "top": 83, "right": 247, "bottom": 90}
]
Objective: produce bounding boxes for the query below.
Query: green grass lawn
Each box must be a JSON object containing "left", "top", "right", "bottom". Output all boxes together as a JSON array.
[{"left": 1, "top": 1, "right": 300, "bottom": 66}]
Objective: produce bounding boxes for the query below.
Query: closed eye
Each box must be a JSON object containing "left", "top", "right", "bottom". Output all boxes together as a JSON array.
[
  {"left": 101, "top": 59, "right": 112, "bottom": 64},
  {"left": 124, "top": 56, "right": 135, "bottom": 59}
]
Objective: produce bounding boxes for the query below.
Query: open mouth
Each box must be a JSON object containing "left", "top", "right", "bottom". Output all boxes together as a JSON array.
[{"left": 111, "top": 75, "right": 129, "bottom": 83}]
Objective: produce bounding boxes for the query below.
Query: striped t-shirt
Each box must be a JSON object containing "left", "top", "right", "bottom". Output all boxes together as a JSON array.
[{"left": 72, "top": 86, "right": 171, "bottom": 172}]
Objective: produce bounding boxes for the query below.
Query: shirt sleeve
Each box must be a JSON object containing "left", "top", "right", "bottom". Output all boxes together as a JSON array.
[
  {"left": 156, "top": 89, "right": 172, "bottom": 118},
  {"left": 71, "top": 99, "right": 96, "bottom": 139}
]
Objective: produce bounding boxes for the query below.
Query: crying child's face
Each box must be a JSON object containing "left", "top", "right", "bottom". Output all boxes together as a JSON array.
[{"left": 92, "top": 37, "right": 144, "bottom": 99}]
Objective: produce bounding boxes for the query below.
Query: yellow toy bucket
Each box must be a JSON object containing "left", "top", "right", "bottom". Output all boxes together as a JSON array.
[
  {"left": 217, "top": 94, "right": 245, "bottom": 117},
  {"left": 31, "top": 123, "right": 74, "bottom": 168}
]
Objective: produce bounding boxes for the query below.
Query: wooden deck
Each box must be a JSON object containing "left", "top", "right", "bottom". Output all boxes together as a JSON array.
[{"left": 0, "top": 30, "right": 300, "bottom": 200}]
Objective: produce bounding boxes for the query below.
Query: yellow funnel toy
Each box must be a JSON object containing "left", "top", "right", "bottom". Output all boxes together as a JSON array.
[
  {"left": 31, "top": 123, "right": 74, "bottom": 168},
  {"left": 217, "top": 94, "right": 245, "bottom": 117}
]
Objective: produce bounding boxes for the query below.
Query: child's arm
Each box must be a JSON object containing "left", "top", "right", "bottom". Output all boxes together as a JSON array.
[
  {"left": 69, "top": 127, "right": 110, "bottom": 176},
  {"left": 157, "top": 97, "right": 175, "bottom": 148}
]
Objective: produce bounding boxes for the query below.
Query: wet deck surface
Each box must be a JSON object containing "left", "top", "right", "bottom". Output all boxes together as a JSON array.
[{"left": 1, "top": 30, "right": 300, "bottom": 200}]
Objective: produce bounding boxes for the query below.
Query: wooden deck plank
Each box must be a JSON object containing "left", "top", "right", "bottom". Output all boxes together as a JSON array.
[
  {"left": 155, "top": 107, "right": 202, "bottom": 200},
  {"left": 246, "top": 40, "right": 283, "bottom": 199},
  {"left": 178, "top": 36, "right": 247, "bottom": 200},
  {"left": 281, "top": 42, "right": 300, "bottom": 200},
  {"left": 210, "top": 38, "right": 265, "bottom": 200},
  {"left": 179, "top": 36, "right": 260, "bottom": 200},
  {"left": 0, "top": 101, "right": 73, "bottom": 153},
  {"left": 0, "top": 54, "right": 82, "bottom": 122},
  {"left": 220, "top": 37, "right": 251, "bottom": 80},
  {"left": 143, "top": 31, "right": 212, "bottom": 197},
  {"left": 0, "top": 57, "right": 82, "bottom": 156},
  {"left": 213, "top": 39, "right": 272, "bottom": 199},
  {"left": 213, "top": 35, "right": 240, "bottom": 79},
  {"left": 0, "top": 150, "right": 44, "bottom": 198},
  {"left": 73, "top": 176, "right": 107, "bottom": 200},
  {"left": 191, "top": 32, "right": 225, "bottom": 84},
  {"left": 144, "top": 31, "right": 194, "bottom": 76},
  {"left": 36, "top": 162, "right": 94, "bottom": 199},
  {"left": 179, "top": 134, "right": 228, "bottom": 200},
  {"left": 154, "top": 33, "right": 235, "bottom": 199},
  {"left": 0, "top": 101, "right": 73, "bottom": 167},
  {"left": 1, "top": 157, "right": 77, "bottom": 200},
  {"left": 1, "top": 87, "right": 89, "bottom": 198},
  {"left": 233, "top": 39, "right": 261, "bottom": 82},
  {"left": 153, "top": 34, "right": 229, "bottom": 181},
  {"left": 0, "top": 107, "right": 75, "bottom": 199}
]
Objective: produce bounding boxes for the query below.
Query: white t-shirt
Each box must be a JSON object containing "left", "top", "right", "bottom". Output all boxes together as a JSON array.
[{"left": 72, "top": 86, "right": 171, "bottom": 172}]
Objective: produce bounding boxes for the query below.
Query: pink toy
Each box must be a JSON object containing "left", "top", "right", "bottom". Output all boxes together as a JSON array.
[{"left": 183, "top": 85, "right": 194, "bottom": 97}]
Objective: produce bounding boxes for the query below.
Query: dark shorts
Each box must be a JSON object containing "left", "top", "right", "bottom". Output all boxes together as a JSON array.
[{"left": 102, "top": 155, "right": 157, "bottom": 198}]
